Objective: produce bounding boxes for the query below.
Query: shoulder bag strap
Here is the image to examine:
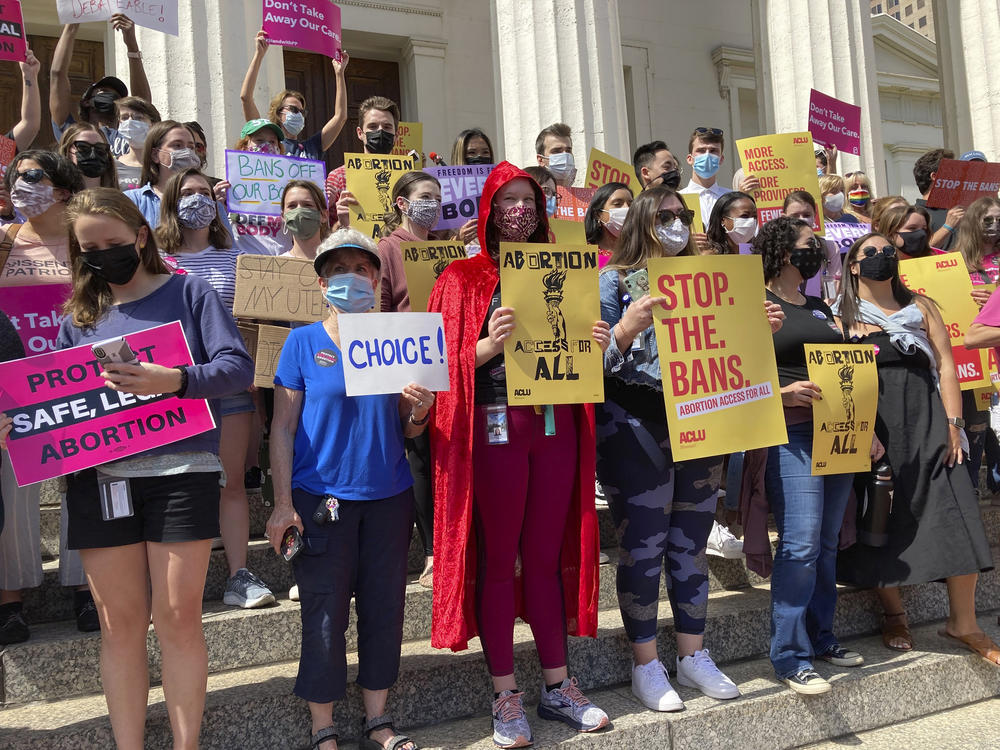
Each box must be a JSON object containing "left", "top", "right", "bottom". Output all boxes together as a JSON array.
[{"left": 0, "top": 223, "right": 23, "bottom": 276}]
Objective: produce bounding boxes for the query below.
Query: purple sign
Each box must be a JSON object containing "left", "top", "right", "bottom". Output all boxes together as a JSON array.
[
  {"left": 262, "top": 0, "right": 342, "bottom": 60},
  {"left": 808, "top": 89, "right": 862, "bottom": 157},
  {"left": 424, "top": 164, "right": 496, "bottom": 231}
]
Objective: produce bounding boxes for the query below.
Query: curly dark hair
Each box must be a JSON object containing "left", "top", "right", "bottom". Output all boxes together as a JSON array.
[
  {"left": 584, "top": 181, "right": 632, "bottom": 245},
  {"left": 912, "top": 148, "right": 954, "bottom": 195},
  {"left": 5, "top": 149, "right": 85, "bottom": 194},
  {"left": 751, "top": 215, "right": 811, "bottom": 282}
]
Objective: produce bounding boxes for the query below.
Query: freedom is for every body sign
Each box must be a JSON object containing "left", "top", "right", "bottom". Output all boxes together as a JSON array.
[
  {"left": 225, "top": 150, "right": 326, "bottom": 216},
  {"left": 424, "top": 164, "right": 495, "bottom": 231},
  {"left": 649, "top": 254, "right": 787, "bottom": 460},
  {"left": 261, "top": 0, "right": 341, "bottom": 59},
  {"left": 0, "top": 322, "right": 215, "bottom": 487}
]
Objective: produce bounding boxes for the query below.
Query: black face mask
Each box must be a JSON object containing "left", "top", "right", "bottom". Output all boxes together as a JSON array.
[
  {"left": 80, "top": 243, "right": 141, "bottom": 286},
  {"left": 857, "top": 252, "right": 897, "bottom": 281},
  {"left": 657, "top": 169, "right": 681, "bottom": 189},
  {"left": 465, "top": 155, "right": 492, "bottom": 165},
  {"left": 789, "top": 244, "right": 824, "bottom": 280},
  {"left": 76, "top": 156, "right": 108, "bottom": 178},
  {"left": 365, "top": 129, "right": 396, "bottom": 154},
  {"left": 91, "top": 91, "right": 118, "bottom": 114},
  {"left": 897, "top": 229, "right": 928, "bottom": 257}
]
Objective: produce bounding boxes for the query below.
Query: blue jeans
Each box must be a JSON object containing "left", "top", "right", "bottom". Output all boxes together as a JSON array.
[{"left": 764, "top": 422, "right": 853, "bottom": 679}]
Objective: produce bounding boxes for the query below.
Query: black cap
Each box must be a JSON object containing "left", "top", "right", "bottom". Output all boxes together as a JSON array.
[{"left": 83, "top": 76, "right": 128, "bottom": 102}]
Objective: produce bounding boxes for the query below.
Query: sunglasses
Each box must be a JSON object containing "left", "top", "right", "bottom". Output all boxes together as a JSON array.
[
  {"left": 858, "top": 244, "right": 896, "bottom": 258},
  {"left": 655, "top": 208, "right": 694, "bottom": 226},
  {"left": 694, "top": 127, "right": 723, "bottom": 136},
  {"left": 14, "top": 168, "right": 47, "bottom": 184},
  {"left": 72, "top": 142, "right": 110, "bottom": 159}
]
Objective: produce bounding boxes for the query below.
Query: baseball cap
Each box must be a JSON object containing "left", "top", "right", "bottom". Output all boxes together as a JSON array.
[
  {"left": 314, "top": 235, "right": 382, "bottom": 276},
  {"left": 83, "top": 76, "right": 128, "bottom": 102},
  {"left": 960, "top": 150, "right": 987, "bottom": 162},
  {"left": 240, "top": 119, "right": 285, "bottom": 141}
]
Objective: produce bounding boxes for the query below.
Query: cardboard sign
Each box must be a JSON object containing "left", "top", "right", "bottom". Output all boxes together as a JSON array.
[
  {"left": 424, "top": 164, "right": 494, "bottom": 231},
  {"left": 500, "top": 243, "right": 603, "bottom": 405},
  {"left": 925, "top": 159, "right": 1000, "bottom": 209},
  {"left": 736, "top": 132, "right": 824, "bottom": 234},
  {"left": 233, "top": 255, "right": 324, "bottom": 323},
  {"left": 807, "top": 89, "right": 862, "bottom": 157},
  {"left": 339, "top": 312, "right": 449, "bottom": 396},
  {"left": 0, "top": 1, "right": 27, "bottom": 62},
  {"left": 254, "top": 324, "right": 291, "bottom": 388},
  {"left": 805, "top": 344, "right": 878, "bottom": 475},
  {"left": 391, "top": 122, "right": 423, "bottom": 158},
  {"left": 648, "top": 254, "right": 787, "bottom": 460},
  {"left": 56, "top": 0, "right": 179, "bottom": 36},
  {"left": 0, "top": 284, "right": 72, "bottom": 356},
  {"left": 554, "top": 186, "right": 597, "bottom": 223},
  {"left": 225, "top": 150, "right": 326, "bottom": 217},
  {"left": 344, "top": 152, "right": 418, "bottom": 237},
  {"left": 262, "top": 0, "right": 341, "bottom": 59},
  {"left": 549, "top": 218, "right": 587, "bottom": 245},
  {"left": 584, "top": 148, "right": 640, "bottom": 191},
  {"left": 0, "top": 133, "right": 16, "bottom": 179},
  {"left": 0, "top": 322, "right": 215, "bottom": 487},
  {"left": 899, "top": 254, "right": 990, "bottom": 389},
  {"left": 400, "top": 241, "right": 467, "bottom": 313}
]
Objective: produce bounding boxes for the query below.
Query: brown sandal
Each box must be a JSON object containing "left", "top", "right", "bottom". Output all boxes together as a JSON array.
[
  {"left": 938, "top": 629, "right": 1000, "bottom": 665},
  {"left": 881, "top": 612, "right": 913, "bottom": 651}
]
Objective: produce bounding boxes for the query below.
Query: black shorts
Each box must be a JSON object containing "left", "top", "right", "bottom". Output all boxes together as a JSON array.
[{"left": 66, "top": 468, "right": 221, "bottom": 550}]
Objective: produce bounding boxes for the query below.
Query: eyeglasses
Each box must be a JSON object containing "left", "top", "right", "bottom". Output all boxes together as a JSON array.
[
  {"left": 859, "top": 244, "right": 896, "bottom": 258},
  {"left": 279, "top": 106, "right": 304, "bottom": 115},
  {"left": 655, "top": 208, "right": 694, "bottom": 226},
  {"left": 72, "top": 142, "right": 110, "bottom": 159},
  {"left": 14, "top": 168, "right": 47, "bottom": 184},
  {"left": 694, "top": 127, "right": 723, "bottom": 136}
]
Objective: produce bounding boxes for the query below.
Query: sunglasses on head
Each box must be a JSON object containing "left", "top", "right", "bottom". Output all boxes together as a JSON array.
[
  {"left": 694, "top": 127, "right": 723, "bottom": 137},
  {"left": 859, "top": 244, "right": 896, "bottom": 258},
  {"left": 15, "top": 168, "right": 47, "bottom": 184},
  {"left": 655, "top": 208, "right": 694, "bottom": 226},
  {"left": 72, "top": 141, "right": 109, "bottom": 158}
]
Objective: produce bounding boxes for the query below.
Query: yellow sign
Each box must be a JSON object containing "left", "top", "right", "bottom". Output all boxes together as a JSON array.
[
  {"left": 680, "top": 193, "right": 704, "bottom": 234},
  {"left": 735, "top": 132, "right": 825, "bottom": 235},
  {"left": 391, "top": 122, "right": 423, "bottom": 160},
  {"left": 973, "top": 385, "right": 994, "bottom": 412},
  {"left": 345, "top": 152, "right": 418, "bottom": 239},
  {"left": 898, "top": 254, "right": 991, "bottom": 390},
  {"left": 805, "top": 344, "right": 878, "bottom": 475},
  {"left": 500, "top": 243, "right": 603, "bottom": 405},
  {"left": 401, "top": 241, "right": 467, "bottom": 313},
  {"left": 549, "top": 218, "right": 587, "bottom": 245},
  {"left": 584, "top": 147, "right": 640, "bottom": 192},
  {"left": 648, "top": 254, "right": 786, "bottom": 460}
]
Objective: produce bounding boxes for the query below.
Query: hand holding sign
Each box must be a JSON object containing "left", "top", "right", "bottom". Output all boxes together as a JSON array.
[{"left": 401, "top": 383, "right": 435, "bottom": 424}]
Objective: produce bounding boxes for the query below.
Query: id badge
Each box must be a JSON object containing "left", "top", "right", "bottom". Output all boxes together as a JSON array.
[
  {"left": 98, "top": 474, "right": 134, "bottom": 521},
  {"left": 485, "top": 404, "right": 509, "bottom": 445}
]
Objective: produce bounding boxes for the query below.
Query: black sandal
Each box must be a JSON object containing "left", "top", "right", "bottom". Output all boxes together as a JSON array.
[
  {"left": 360, "top": 713, "right": 419, "bottom": 750},
  {"left": 310, "top": 726, "right": 338, "bottom": 749}
]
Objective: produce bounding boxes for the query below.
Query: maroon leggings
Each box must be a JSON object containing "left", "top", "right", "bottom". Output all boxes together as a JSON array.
[{"left": 471, "top": 404, "right": 578, "bottom": 677}]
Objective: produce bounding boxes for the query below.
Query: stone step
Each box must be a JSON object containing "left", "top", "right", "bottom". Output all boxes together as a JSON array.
[
  {"left": 4, "top": 547, "right": 998, "bottom": 706},
  {"left": 2, "top": 613, "right": 999, "bottom": 749}
]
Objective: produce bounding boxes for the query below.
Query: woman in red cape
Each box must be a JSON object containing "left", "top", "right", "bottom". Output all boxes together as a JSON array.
[{"left": 428, "top": 161, "right": 609, "bottom": 748}]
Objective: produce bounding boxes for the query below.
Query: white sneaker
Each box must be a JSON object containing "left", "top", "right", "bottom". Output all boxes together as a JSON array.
[
  {"left": 594, "top": 478, "right": 608, "bottom": 508},
  {"left": 288, "top": 585, "right": 299, "bottom": 601},
  {"left": 676, "top": 649, "right": 740, "bottom": 699},
  {"left": 631, "top": 659, "right": 684, "bottom": 712},
  {"left": 706, "top": 521, "right": 744, "bottom": 559}
]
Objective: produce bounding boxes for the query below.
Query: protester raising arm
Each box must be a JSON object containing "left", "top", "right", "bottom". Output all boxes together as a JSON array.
[
  {"left": 48, "top": 24, "right": 79, "bottom": 130},
  {"left": 11, "top": 50, "right": 41, "bottom": 151},
  {"left": 111, "top": 15, "right": 152, "bottom": 104}
]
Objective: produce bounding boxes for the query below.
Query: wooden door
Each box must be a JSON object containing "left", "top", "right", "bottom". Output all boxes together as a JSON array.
[
  {"left": 0, "top": 35, "right": 105, "bottom": 150},
  {"left": 282, "top": 50, "right": 401, "bottom": 174}
]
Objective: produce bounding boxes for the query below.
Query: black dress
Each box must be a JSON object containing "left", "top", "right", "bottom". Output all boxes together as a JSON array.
[{"left": 836, "top": 329, "right": 994, "bottom": 587}]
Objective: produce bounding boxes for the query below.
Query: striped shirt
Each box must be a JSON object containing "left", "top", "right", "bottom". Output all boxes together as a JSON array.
[{"left": 161, "top": 246, "right": 242, "bottom": 313}]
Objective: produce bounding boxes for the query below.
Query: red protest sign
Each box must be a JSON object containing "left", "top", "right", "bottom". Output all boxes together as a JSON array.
[
  {"left": 0, "top": 133, "right": 16, "bottom": 179},
  {"left": 807, "top": 89, "right": 862, "bottom": 157},
  {"left": 926, "top": 159, "right": 1000, "bottom": 209},
  {"left": 0, "top": 1, "right": 27, "bottom": 63},
  {"left": 554, "top": 187, "right": 596, "bottom": 223},
  {"left": 0, "top": 322, "right": 216, "bottom": 487},
  {"left": 262, "top": 0, "right": 342, "bottom": 59}
]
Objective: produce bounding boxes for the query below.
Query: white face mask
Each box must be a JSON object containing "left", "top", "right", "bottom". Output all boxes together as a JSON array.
[
  {"left": 603, "top": 206, "right": 629, "bottom": 237},
  {"left": 656, "top": 219, "right": 690, "bottom": 255},
  {"left": 823, "top": 192, "right": 846, "bottom": 213},
  {"left": 10, "top": 179, "right": 57, "bottom": 218},
  {"left": 117, "top": 118, "right": 150, "bottom": 148},
  {"left": 545, "top": 151, "right": 576, "bottom": 182},
  {"left": 725, "top": 216, "right": 757, "bottom": 244}
]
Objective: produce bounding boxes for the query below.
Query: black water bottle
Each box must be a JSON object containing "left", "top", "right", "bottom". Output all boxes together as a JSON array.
[{"left": 859, "top": 458, "right": 893, "bottom": 547}]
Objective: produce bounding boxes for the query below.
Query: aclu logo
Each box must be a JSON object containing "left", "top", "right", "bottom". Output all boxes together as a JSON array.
[
  {"left": 678, "top": 429, "right": 706, "bottom": 444},
  {"left": 816, "top": 461, "right": 828, "bottom": 468},
  {"left": 936, "top": 258, "right": 959, "bottom": 269},
  {"left": 792, "top": 136, "right": 808, "bottom": 144},
  {"left": 513, "top": 388, "right": 531, "bottom": 396}
]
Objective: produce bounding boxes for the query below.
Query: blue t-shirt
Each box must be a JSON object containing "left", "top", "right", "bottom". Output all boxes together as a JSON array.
[
  {"left": 273, "top": 321, "right": 413, "bottom": 500},
  {"left": 282, "top": 132, "right": 324, "bottom": 161}
]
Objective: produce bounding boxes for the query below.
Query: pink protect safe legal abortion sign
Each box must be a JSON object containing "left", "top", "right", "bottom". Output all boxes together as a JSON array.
[{"left": 0, "top": 322, "right": 215, "bottom": 487}]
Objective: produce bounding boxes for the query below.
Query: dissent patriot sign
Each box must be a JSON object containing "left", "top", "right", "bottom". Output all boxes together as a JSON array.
[
  {"left": 225, "top": 150, "right": 326, "bottom": 216},
  {"left": 0, "top": 322, "right": 215, "bottom": 487}
]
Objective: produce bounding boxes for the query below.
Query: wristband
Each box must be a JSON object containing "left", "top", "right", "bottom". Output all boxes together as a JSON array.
[
  {"left": 174, "top": 365, "right": 189, "bottom": 398},
  {"left": 409, "top": 410, "right": 430, "bottom": 426},
  {"left": 943, "top": 223, "right": 955, "bottom": 233},
  {"left": 127, "top": 51, "right": 142, "bottom": 59}
]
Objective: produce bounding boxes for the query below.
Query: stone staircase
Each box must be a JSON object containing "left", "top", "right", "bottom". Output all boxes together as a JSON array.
[{"left": 2, "top": 485, "right": 999, "bottom": 749}]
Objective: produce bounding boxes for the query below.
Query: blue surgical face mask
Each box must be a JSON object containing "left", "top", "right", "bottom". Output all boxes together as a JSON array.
[
  {"left": 323, "top": 272, "right": 376, "bottom": 313},
  {"left": 817, "top": 167, "right": 824, "bottom": 176},
  {"left": 692, "top": 152, "right": 721, "bottom": 179},
  {"left": 545, "top": 194, "right": 557, "bottom": 217}
]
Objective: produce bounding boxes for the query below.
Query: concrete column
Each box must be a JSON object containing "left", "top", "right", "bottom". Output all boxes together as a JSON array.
[
  {"left": 712, "top": 46, "right": 758, "bottom": 174},
  {"left": 108, "top": 0, "right": 284, "bottom": 177},
  {"left": 934, "top": 0, "right": 1000, "bottom": 159},
  {"left": 401, "top": 38, "right": 449, "bottom": 158},
  {"left": 490, "top": 0, "right": 630, "bottom": 177},
  {"left": 750, "top": 0, "right": 887, "bottom": 192}
]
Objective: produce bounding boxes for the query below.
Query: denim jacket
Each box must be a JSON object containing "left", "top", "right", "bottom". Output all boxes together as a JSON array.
[{"left": 599, "top": 268, "right": 662, "bottom": 390}]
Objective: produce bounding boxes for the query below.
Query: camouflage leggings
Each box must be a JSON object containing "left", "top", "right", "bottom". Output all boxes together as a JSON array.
[{"left": 595, "top": 399, "right": 722, "bottom": 642}]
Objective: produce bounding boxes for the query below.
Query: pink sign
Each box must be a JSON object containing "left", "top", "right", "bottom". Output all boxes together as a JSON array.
[
  {"left": 1, "top": 284, "right": 72, "bottom": 356},
  {"left": 0, "top": 322, "right": 216, "bottom": 487},
  {"left": 0, "top": 1, "right": 27, "bottom": 62},
  {"left": 262, "top": 0, "right": 342, "bottom": 60},
  {"left": 808, "top": 89, "right": 862, "bottom": 157}
]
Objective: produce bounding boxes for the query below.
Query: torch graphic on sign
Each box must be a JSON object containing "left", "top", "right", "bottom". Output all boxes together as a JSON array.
[
  {"left": 542, "top": 268, "right": 569, "bottom": 352},
  {"left": 375, "top": 167, "right": 393, "bottom": 220},
  {"left": 432, "top": 259, "right": 449, "bottom": 278},
  {"left": 838, "top": 363, "right": 855, "bottom": 425}
]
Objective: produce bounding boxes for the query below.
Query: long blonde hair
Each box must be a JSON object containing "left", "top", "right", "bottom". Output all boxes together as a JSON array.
[{"left": 605, "top": 186, "right": 695, "bottom": 272}]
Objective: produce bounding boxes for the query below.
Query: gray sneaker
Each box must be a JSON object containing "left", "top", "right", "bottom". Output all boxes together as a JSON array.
[
  {"left": 223, "top": 568, "right": 276, "bottom": 609},
  {"left": 537, "top": 677, "right": 609, "bottom": 732},
  {"left": 491, "top": 690, "right": 532, "bottom": 748}
]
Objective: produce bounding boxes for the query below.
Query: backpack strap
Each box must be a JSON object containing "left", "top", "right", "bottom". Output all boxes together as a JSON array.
[{"left": 0, "top": 222, "right": 23, "bottom": 276}]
